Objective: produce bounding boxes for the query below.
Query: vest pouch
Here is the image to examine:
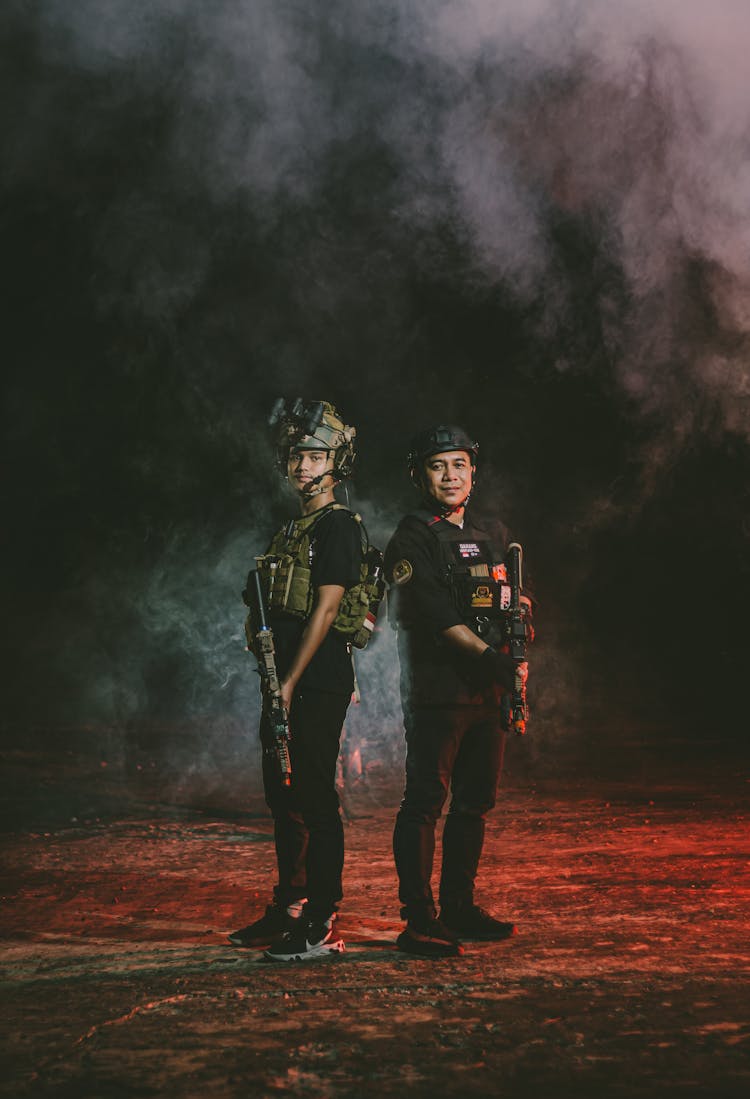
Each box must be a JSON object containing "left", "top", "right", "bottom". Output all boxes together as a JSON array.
[
  {"left": 256, "top": 552, "right": 314, "bottom": 619},
  {"left": 245, "top": 505, "right": 384, "bottom": 653},
  {"left": 332, "top": 545, "right": 385, "bottom": 650},
  {"left": 454, "top": 570, "right": 511, "bottom": 618}
]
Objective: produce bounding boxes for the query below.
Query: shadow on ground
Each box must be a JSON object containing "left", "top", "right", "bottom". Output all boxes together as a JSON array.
[{"left": 1, "top": 724, "right": 748, "bottom": 1097}]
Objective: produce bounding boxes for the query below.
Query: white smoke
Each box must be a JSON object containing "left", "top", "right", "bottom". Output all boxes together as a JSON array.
[
  {"left": 29, "top": 0, "right": 749, "bottom": 430},
  {"left": 12, "top": 0, "right": 750, "bottom": 748}
]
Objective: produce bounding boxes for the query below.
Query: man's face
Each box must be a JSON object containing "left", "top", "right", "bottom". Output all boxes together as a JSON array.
[
  {"left": 287, "top": 447, "right": 335, "bottom": 493},
  {"left": 422, "top": 449, "right": 474, "bottom": 509}
]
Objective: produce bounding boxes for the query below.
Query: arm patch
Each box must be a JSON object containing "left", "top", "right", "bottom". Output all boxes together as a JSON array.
[{"left": 391, "top": 559, "right": 413, "bottom": 585}]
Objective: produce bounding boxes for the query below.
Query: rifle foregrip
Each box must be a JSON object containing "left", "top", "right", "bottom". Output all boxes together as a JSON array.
[
  {"left": 247, "top": 567, "right": 292, "bottom": 784},
  {"left": 275, "top": 732, "right": 292, "bottom": 787},
  {"left": 506, "top": 543, "right": 528, "bottom": 735}
]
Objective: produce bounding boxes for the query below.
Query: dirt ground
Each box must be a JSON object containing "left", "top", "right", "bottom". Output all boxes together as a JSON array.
[{"left": 1, "top": 729, "right": 749, "bottom": 1098}]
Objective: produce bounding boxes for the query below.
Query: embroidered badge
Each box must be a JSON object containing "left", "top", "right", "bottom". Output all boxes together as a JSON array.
[
  {"left": 470, "top": 584, "right": 493, "bottom": 608},
  {"left": 391, "top": 559, "right": 413, "bottom": 585}
]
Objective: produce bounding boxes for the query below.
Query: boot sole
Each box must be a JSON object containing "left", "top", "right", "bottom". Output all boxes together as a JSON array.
[{"left": 441, "top": 923, "right": 517, "bottom": 941}]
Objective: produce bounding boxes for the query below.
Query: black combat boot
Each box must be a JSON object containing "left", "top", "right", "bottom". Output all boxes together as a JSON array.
[
  {"left": 228, "top": 898, "right": 305, "bottom": 947},
  {"left": 440, "top": 902, "right": 517, "bottom": 941},
  {"left": 396, "top": 916, "right": 464, "bottom": 958}
]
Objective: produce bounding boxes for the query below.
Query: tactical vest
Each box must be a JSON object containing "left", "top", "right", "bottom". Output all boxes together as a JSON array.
[
  {"left": 409, "top": 510, "right": 511, "bottom": 640},
  {"left": 245, "top": 503, "right": 384, "bottom": 652}
]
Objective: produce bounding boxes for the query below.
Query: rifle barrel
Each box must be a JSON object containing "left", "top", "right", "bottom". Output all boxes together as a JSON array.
[{"left": 249, "top": 569, "right": 269, "bottom": 630}]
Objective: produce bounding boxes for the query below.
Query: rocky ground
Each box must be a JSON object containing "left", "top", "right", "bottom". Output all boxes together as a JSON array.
[{"left": 0, "top": 727, "right": 748, "bottom": 1097}]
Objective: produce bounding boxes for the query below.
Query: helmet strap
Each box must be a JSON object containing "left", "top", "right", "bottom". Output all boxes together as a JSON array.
[
  {"left": 416, "top": 467, "right": 475, "bottom": 517},
  {"left": 427, "top": 489, "right": 472, "bottom": 518},
  {"left": 288, "top": 462, "right": 343, "bottom": 499}
]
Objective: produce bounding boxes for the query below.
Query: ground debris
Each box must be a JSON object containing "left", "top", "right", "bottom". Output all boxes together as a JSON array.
[{"left": 1, "top": 770, "right": 749, "bottom": 1097}]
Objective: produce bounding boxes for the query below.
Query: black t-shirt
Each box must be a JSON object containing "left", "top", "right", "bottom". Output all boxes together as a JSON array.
[
  {"left": 384, "top": 507, "right": 510, "bottom": 706},
  {"left": 270, "top": 507, "right": 363, "bottom": 695}
]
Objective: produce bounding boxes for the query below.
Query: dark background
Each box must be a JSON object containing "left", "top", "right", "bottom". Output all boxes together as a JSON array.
[{"left": 2, "top": 1, "right": 749, "bottom": 772}]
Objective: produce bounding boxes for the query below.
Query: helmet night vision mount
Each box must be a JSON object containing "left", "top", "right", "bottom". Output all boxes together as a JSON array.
[{"left": 270, "top": 398, "right": 357, "bottom": 483}]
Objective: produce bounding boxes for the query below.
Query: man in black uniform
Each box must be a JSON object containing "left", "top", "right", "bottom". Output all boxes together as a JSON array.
[
  {"left": 385, "top": 425, "right": 532, "bottom": 958},
  {"left": 229, "top": 400, "right": 363, "bottom": 961}
]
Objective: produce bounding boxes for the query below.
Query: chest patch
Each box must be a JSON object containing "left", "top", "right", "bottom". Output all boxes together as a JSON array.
[
  {"left": 470, "top": 583, "right": 494, "bottom": 608},
  {"left": 455, "top": 541, "right": 482, "bottom": 560}
]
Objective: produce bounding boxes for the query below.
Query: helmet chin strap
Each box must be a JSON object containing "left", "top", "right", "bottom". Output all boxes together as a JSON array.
[
  {"left": 420, "top": 472, "right": 475, "bottom": 517},
  {"left": 430, "top": 490, "right": 472, "bottom": 517},
  {"left": 285, "top": 444, "right": 342, "bottom": 499},
  {"left": 293, "top": 466, "right": 342, "bottom": 499}
]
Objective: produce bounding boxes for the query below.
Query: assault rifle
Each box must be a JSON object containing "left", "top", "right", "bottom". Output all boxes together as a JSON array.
[
  {"left": 503, "top": 542, "right": 529, "bottom": 736},
  {"left": 246, "top": 569, "right": 292, "bottom": 787}
]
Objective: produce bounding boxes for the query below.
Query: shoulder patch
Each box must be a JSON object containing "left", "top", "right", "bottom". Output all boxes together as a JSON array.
[{"left": 391, "top": 558, "right": 413, "bottom": 585}]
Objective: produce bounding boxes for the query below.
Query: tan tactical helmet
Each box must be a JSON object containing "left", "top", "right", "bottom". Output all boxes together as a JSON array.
[{"left": 270, "top": 398, "right": 357, "bottom": 481}]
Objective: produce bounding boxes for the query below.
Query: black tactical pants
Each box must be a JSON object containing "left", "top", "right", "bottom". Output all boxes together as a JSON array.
[
  {"left": 393, "top": 704, "right": 506, "bottom": 923},
  {"left": 261, "top": 688, "right": 350, "bottom": 923}
]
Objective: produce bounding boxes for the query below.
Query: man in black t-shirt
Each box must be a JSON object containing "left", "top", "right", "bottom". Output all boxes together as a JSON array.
[
  {"left": 385, "top": 425, "right": 532, "bottom": 958},
  {"left": 229, "top": 401, "right": 362, "bottom": 961}
]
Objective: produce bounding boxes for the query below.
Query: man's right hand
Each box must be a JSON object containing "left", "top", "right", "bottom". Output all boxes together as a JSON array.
[
  {"left": 478, "top": 648, "right": 514, "bottom": 690},
  {"left": 478, "top": 649, "right": 529, "bottom": 692}
]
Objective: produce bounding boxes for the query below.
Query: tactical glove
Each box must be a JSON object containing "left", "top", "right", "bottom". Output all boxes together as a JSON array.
[{"left": 479, "top": 647, "right": 516, "bottom": 691}]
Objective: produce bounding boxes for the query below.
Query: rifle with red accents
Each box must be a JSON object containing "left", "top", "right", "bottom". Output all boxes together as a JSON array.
[{"left": 503, "top": 542, "right": 529, "bottom": 736}]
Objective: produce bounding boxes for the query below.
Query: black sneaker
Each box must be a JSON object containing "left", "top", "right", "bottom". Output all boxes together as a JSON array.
[
  {"left": 396, "top": 918, "right": 463, "bottom": 958},
  {"left": 440, "top": 904, "right": 517, "bottom": 941},
  {"left": 228, "top": 900, "right": 305, "bottom": 948},
  {"left": 264, "top": 914, "right": 345, "bottom": 962}
]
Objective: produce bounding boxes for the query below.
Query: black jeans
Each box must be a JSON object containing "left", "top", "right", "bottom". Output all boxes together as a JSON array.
[
  {"left": 261, "top": 687, "right": 350, "bottom": 923},
  {"left": 393, "top": 705, "right": 505, "bottom": 923}
]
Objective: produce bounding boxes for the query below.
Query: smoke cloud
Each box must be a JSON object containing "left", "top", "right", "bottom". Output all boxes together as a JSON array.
[
  {"left": 15, "top": 1, "right": 748, "bottom": 430},
  {"left": 3, "top": 0, "right": 750, "bottom": 775}
]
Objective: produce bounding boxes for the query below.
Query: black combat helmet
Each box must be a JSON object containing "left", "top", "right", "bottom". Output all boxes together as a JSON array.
[{"left": 407, "top": 424, "right": 479, "bottom": 481}]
